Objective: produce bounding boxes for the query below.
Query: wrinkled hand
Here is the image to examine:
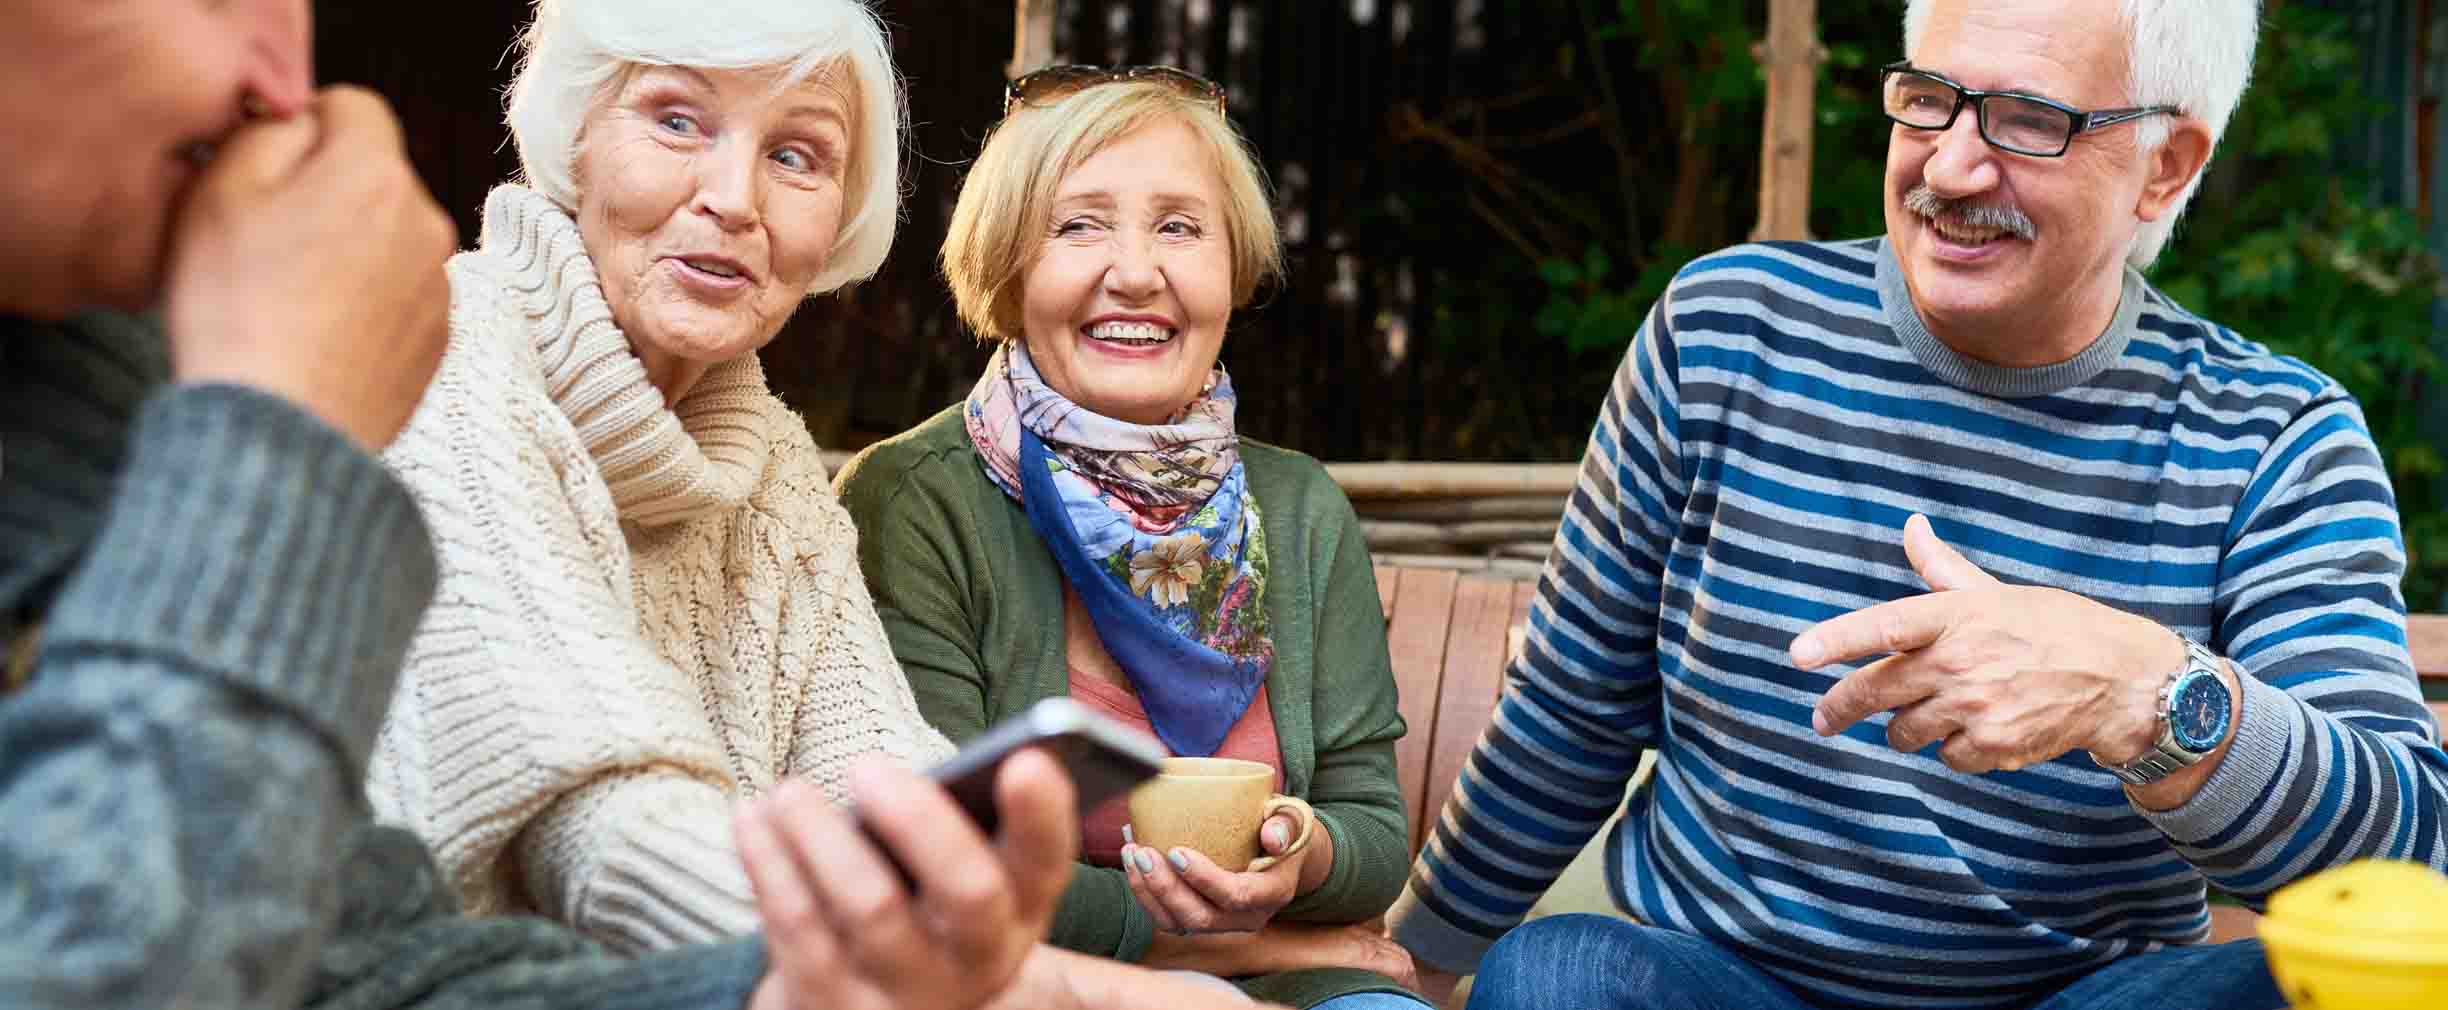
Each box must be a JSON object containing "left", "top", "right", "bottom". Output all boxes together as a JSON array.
[
  {"left": 738, "top": 751, "right": 1077, "bottom": 1010},
  {"left": 1410, "top": 963, "right": 1463, "bottom": 1009},
  {"left": 165, "top": 85, "right": 455, "bottom": 452},
  {"left": 1791, "top": 514, "right": 2182, "bottom": 774},
  {"left": 1327, "top": 922, "right": 1420, "bottom": 992},
  {"left": 980, "top": 945, "right": 1297, "bottom": 1010},
  {"left": 1122, "top": 810, "right": 1309, "bottom": 934}
]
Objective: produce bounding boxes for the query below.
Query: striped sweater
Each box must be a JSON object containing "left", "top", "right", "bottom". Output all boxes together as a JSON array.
[{"left": 1386, "top": 238, "right": 2448, "bottom": 1008}]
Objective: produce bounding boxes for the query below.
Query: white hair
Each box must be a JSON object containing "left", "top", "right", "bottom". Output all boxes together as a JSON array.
[
  {"left": 505, "top": 0, "right": 903, "bottom": 295},
  {"left": 1903, "top": 0, "right": 2260, "bottom": 268}
]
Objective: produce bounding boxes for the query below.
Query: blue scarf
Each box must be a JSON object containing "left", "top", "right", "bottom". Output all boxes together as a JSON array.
[{"left": 967, "top": 345, "right": 1273, "bottom": 756}]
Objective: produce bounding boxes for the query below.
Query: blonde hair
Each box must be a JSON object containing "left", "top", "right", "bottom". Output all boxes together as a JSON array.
[
  {"left": 504, "top": 0, "right": 903, "bottom": 295},
  {"left": 941, "top": 82, "right": 1283, "bottom": 343}
]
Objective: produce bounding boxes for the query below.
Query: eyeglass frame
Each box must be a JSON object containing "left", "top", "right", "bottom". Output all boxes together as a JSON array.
[
  {"left": 1876, "top": 61, "right": 2180, "bottom": 158},
  {"left": 1002, "top": 64, "right": 1228, "bottom": 118}
]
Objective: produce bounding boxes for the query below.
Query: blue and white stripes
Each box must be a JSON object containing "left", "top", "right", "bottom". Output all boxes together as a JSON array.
[{"left": 1386, "top": 238, "right": 2448, "bottom": 1008}]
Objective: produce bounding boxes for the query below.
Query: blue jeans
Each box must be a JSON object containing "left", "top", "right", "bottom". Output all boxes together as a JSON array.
[
  {"left": 1464, "top": 914, "right": 2285, "bottom": 1010},
  {"left": 1314, "top": 993, "right": 1435, "bottom": 1008}
]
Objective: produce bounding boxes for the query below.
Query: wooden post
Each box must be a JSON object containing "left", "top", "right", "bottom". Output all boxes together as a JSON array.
[
  {"left": 1751, "top": 0, "right": 1825, "bottom": 242},
  {"left": 1010, "top": 0, "right": 1058, "bottom": 80}
]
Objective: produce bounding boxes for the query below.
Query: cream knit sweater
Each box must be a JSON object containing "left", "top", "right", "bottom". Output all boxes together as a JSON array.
[{"left": 369, "top": 185, "right": 953, "bottom": 954}]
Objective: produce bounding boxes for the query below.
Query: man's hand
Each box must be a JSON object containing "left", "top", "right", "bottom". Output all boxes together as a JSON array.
[
  {"left": 1791, "top": 514, "right": 2185, "bottom": 775},
  {"left": 737, "top": 750, "right": 1077, "bottom": 1010},
  {"left": 164, "top": 85, "right": 455, "bottom": 452}
]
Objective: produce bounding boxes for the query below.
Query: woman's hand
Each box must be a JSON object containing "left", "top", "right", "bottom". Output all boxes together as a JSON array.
[
  {"left": 738, "top": 751, "right": 1077, "bottom": 1010},
  {"left": 1139, "top": 922, "right": 1420, "bottom": 989},
  {"left": 1122, "top": 810, "right": 1316, "bottom": 934}
]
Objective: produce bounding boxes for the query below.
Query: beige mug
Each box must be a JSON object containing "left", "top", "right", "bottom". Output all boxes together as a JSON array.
[{"left": 1126, "top": 756, "right": 1316, "bottom": 872}]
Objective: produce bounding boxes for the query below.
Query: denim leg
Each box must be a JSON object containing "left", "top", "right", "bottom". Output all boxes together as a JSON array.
[
  {"left": 1463, "top": 914, "right": 1817, "bottom": 1010},
  {"left": 1310, "top": 993, "right": 1435, "bottom": 1008},
  {"left": 2026, "top": 941, "right": 2285, "bottom": 1010}
]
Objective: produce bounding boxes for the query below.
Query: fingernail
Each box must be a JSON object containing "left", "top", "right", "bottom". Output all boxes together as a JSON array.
[
  {"left": 1263, "top": 822, "right": 1287, "bottom": 850},
  {"left": 1811, "top": 708, "right": 1831, "bottom": 735},
  {"left": 1168, "top": 850, "right": 1190, "bottom": 872},
  {"left": 1122, "top": 824, "right": 1136, "bottom": 846},
  {"left": 1135, "top": 848, "right": 1157, "bottom": 874},
  {"left": 1792, "top": 636, "right": 1822, "bottom": 669}
]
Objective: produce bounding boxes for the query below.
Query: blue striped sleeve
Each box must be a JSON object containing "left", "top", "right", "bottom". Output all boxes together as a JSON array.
[
  {"left": 2140, "top": 394, "right": 2448, "bottom": 898},
  {"left": 1386, "top": 299, "right": 1687, "bottom": 973}
]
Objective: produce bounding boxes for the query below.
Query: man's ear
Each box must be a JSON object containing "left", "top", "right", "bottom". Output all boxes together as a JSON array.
[{"left": 2136, "top": 118, "right": 2215, "bottom": 222}]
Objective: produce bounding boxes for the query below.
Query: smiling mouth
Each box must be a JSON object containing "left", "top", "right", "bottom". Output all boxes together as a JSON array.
[
  {"left": 1084, "top": 321, "right": 1176, "bottom": 347},
  {"left": 679, "top": 257, "right": 745, "bottom": 280},
  {"left": 1928, "top": 216, "right": 2015, "bottom": 247}
]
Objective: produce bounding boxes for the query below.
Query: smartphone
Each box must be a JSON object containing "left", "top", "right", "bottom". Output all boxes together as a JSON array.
[{"left": 923, "top": 696, "right": 1169, "bottom": 835}]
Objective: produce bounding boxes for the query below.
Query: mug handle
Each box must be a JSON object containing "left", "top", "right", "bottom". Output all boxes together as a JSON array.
[{"left": 1243, "top": 795, "right": 1316, "bottom": 873}]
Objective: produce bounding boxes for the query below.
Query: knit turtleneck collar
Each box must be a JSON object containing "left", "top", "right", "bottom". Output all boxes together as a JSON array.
[
  {"left": 1875, "top": 237, "right": 2142, "bottom": 399},
  {"left": 477, "top": 184, "right": 769, "bottom": 527}
]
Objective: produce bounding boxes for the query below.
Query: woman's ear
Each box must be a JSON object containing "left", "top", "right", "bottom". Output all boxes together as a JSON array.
[{"left": 2135, "top": 118, "right": 2214, "bottom": 223}]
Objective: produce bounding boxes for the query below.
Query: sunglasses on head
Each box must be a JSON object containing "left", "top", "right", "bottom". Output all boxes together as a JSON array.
[{"left": 1003, "top": 64, "right": 1228, "bottom": 117}]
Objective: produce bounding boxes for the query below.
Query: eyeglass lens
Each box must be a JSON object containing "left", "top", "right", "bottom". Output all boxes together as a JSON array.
[{"left": 1883, "top": 72, "right": 2075, "bottom": 155}]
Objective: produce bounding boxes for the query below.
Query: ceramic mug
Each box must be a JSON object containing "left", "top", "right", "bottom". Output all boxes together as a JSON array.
[{"left": 1126, "top": 756, "right": 1316, "bottom": 872}]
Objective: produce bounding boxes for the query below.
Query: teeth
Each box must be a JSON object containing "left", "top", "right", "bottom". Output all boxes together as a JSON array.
[
  {"left": 1086, "top": 321, "right": 1175, "bottom": 344},
  {"left": 1932, "top": 218, "right": 2003, "bottom": 244}
]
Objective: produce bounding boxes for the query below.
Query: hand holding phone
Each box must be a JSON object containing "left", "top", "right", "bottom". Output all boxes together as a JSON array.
[
  {"left": 738, "top": 752, "right": 1075, "bottom": 1010},
  {"left": 923, "top": 697, "right": 1169, "bottom": 835}
]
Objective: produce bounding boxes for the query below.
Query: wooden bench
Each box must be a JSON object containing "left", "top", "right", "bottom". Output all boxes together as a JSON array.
[{"left": 1374, "top": 561, "right": 2448, "bottom": 949}]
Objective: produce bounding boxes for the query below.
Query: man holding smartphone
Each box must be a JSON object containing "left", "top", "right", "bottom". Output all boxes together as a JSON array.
[{"left": 0, "top": 3, "right": 1271, "bottom": 1009}]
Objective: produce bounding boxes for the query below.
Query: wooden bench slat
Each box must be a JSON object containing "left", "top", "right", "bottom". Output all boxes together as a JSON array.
[
  {"left": 1422, "top": 578, "right": 1519, "bottom": 852},
  {"left": 2409, "top": 614, "right": 2448, "bottom": 679},
  {"left": 1387, "top": 568, "right": 1461, "bottom": 852}
]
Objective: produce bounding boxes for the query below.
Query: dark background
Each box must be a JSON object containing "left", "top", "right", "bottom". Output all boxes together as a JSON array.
[{"left": 314, "top": 0, "right": 1598, "bottom": 460}]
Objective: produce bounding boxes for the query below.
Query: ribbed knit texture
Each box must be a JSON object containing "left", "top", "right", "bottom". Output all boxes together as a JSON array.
[
  {"left": 3, "top": 312, "right": 437, "bottom": 1008},
  {"left": 836, "top": 406, "right": 1417, "bottom": 1009},
  {"left": 368, "top": 184, "right": 952, "bottom": 954},
  {"left": 1386, "top": 239, "right": 2448, "bottom": 1009}
]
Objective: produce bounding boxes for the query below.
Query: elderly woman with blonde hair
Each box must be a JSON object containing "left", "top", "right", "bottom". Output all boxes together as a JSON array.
[
  {"left": 364, "top": 13, "right": 1272, "bottom": 1010},
  {"left": 837, "top": 67, "right": 1429, "bottom": 1010}
]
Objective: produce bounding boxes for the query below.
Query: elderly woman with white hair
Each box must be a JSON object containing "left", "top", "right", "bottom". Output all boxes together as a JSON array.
[{"left": 367, "top": 0, "right": 962, "bottom": 954}]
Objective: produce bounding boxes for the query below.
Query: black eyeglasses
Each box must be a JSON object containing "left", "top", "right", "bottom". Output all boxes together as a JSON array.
[
  {"left": 1878, "top": 61, "right": 2179, "bottom": 158},
  {"left": 1003, "top": 64, "right": 1227, "bottom": 117}
]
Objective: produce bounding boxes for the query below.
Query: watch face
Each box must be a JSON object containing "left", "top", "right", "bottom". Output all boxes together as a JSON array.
[{"left": 2169, "top": 672, "right": 2233, "bottom": 752}]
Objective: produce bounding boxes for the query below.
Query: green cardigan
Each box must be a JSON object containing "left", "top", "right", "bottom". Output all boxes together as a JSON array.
[{"left": 836, "top": 405, "right": 1416, "bottom": 1008}]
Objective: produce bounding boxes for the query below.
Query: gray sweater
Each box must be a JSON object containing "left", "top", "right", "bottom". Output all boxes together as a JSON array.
[{"left": 0, "top": 311, "right": 764, "bottom": 1009}]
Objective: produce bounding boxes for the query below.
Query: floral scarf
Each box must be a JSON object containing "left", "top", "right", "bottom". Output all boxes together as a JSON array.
[{"left": 966, "top": 343, "right": 1272, "bottom": 757}]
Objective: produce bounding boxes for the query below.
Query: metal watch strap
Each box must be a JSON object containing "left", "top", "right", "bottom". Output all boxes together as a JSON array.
[{"left": 2090, "top": 634, "right": 2222, "bottom": 786}]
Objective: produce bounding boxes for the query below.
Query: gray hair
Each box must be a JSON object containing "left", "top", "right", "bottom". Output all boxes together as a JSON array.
[
  {"left": 504, "top": 0, "right": 904, "bottom": 294},
  {"left": 1904, "top": 0, "right": 2260, "bottom": 268}
]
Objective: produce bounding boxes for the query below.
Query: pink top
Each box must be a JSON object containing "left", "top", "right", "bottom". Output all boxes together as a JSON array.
[{"left": 1068, "top": 667, "right": 1285, "bottom": 867}]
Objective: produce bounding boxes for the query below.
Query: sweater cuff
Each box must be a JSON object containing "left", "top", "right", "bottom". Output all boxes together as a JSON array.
[
  {"left": 40, "top": 382, "right": 435, "bottom": 781},
  {"left": 1385, "top": 881, "right": 1502, "bottom": 975},
  {"left": 2134, "top": 672, "right": 2298, "bottom": 845},
  {"left": 1278, "top": 809, "right": 1390, "bottom": 922},
  {"left": 524, "top": 772, "right": 760, "bottom": 954}
]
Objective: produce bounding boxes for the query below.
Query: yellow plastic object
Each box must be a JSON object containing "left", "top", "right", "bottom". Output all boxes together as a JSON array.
[{"left": 2257, "top": 860, "right": 2448, "bottom": 1010}]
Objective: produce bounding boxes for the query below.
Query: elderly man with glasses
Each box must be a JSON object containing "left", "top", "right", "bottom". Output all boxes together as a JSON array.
[{"left": 1386, "top": 2, "right": 2448, "bottom": 1009}]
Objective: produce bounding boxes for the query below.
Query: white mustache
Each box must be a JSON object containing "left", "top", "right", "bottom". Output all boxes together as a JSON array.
[{"left": 1904, "top": 184, "right": 2036, "bottom": 241}]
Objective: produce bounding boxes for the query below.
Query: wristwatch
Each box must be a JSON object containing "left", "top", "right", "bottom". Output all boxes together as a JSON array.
[{"left": 2091, "top": 634, "right": 2233, "bottom": 786}]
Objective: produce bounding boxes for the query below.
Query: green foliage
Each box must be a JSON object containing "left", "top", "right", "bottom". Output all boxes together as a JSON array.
[
  {"left": 2144, "top": 4, "right": 2447, "bottom": 609},
  {"left": 1405, "top": 0, "right": 2446, "bottom": 608}
]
